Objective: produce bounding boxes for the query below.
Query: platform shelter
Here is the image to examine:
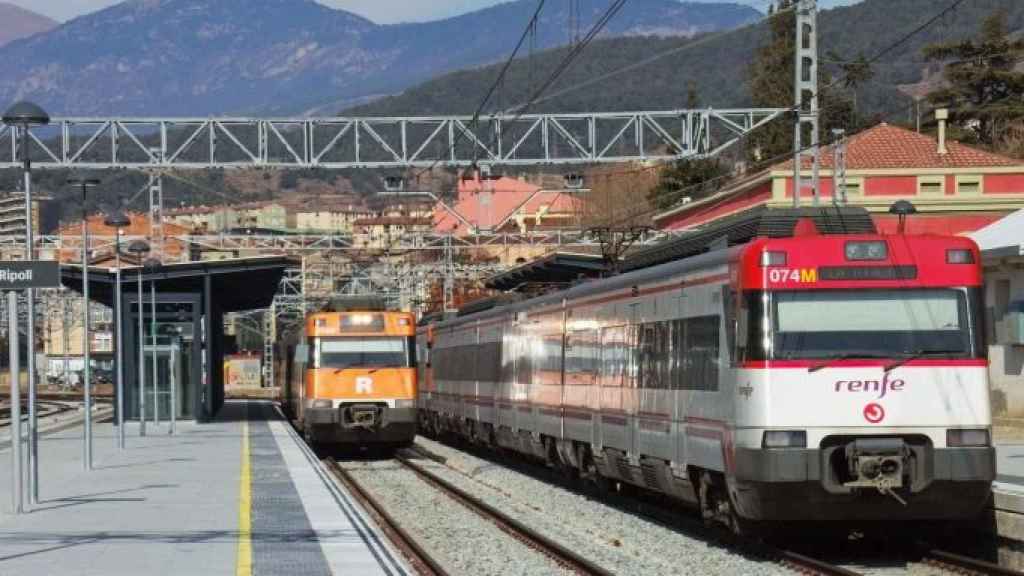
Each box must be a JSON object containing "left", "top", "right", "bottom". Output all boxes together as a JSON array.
[{"left": 61, "top": 256, "right": 291, "bottom": 422}]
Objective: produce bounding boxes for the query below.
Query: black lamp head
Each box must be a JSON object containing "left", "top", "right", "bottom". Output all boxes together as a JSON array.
[
  {"left": 127, "top": 239, "right": 151, "bottom": 255},
  {"left": 3, "top": 101, "right": 50, "bottom": 127},
  {"left": 888, "top": 200, "right": 917, "bottom": 216},
  {"left": 104, "top": 209, "right": 131, "bottom": 228}
]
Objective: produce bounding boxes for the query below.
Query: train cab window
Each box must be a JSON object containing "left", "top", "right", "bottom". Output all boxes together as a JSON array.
[
  {"left": 315, "top": 337, "right": 411, "bottom": 369},
  {"left": 767, "top": 288, "right": 980, "bottom": 360}
]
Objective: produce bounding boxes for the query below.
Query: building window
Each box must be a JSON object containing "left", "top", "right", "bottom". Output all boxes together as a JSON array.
[
  {"left": 836, "top": 177, "right": 863, "bottom": 199},
  {"left": 918, "top": 176, "right": 944, "bottom": 196},
  {"left": 956, "top": 175, "right": 982, "bottom": 195}
]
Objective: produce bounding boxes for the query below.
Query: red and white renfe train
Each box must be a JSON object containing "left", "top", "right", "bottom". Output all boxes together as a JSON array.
[{"left": 416, "top": 227, "right": 995, "bottom": 528}]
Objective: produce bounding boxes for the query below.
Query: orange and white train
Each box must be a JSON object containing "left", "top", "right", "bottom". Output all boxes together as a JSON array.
[{"left": 280, "top": 309, "right": 417, "bottom": 448}]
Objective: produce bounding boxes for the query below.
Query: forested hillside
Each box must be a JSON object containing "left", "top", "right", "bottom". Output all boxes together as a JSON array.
[{"left": 347, "top": 0, "right": 1024, "bottom": 121}]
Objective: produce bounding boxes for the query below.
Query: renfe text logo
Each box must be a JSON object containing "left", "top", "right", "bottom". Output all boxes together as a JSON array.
[{"left": 835, "top": 373, "right": 906, "bottom": 399}]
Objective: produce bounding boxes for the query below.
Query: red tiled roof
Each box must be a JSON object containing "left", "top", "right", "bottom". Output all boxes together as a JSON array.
[
  {"left": 777, "top": 123, "right": 1021, "bottom": 171},
  {"left": 354, "top": 217, "right": 433, "bottom": 226},
  {"left": 434, "top": 176, "right": 577, "bottom": 234}
]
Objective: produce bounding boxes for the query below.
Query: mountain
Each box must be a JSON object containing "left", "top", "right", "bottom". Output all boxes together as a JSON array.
[
  {"left": 0, "top": 0, "right": 761, "bottom": 116},
  {"left": 0, "top": 3, "right": 57, "bottom": 47},
  {"left": 345, "top": 0, "right": 1024, "bottom": 122}
]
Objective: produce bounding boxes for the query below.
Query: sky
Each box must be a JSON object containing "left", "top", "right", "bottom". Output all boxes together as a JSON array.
[{"left": 9, "top": 0, "right": 860, "bottom": 24}]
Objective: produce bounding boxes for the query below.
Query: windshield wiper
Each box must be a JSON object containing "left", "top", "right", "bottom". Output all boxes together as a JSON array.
[
  {"left": 883, "top": 349, "right": 963, "bottom": 373},
  {"left": 807, "top": 352, "right": 890, "bottom": 373}
]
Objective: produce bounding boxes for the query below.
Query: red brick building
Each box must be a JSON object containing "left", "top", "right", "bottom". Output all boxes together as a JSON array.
[{"left": 653, "top": 123, "right": 1024, "bottom": 235}]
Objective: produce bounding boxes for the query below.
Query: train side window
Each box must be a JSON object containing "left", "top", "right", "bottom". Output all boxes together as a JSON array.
[
  {"left": 638, "top": 322, "right": 671, "bottom": 389},
  {"left": 723, "top": 286, "right": 737, "bottom": 365},
  {"left": 671, "top": 319, "right": 686, "bottom": 389},
  {"left": 476, "top": 341, "right": 501, "bottom": 383},
  {"left": 566, "top": 329, "right": 599, "bottom": 385},
  {"left": 674, "top": 316, "right": 721, "bottom": 391},
  {"left": 599, "top": 326, "right": 625, "bottom": 388}
]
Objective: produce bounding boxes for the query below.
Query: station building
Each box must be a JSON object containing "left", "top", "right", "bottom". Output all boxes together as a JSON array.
[
  {"left": 971, "top": 211, "right": 1024, "bottom": 418},
  {"left": 653, "top": 122, "right": 1024, "bottom": 236}
]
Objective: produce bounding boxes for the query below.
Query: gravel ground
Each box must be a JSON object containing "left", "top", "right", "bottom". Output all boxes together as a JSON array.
[
  {"left": 411, "top": 437, "right": 792, "bottom": 576},
  {"left": 339, "top": 459, "right": 575, "bottom": 576}
]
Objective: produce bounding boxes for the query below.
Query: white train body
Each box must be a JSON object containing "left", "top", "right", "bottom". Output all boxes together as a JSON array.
[{"left": 417, "top": 233, "right": 995, "bottom": 523}]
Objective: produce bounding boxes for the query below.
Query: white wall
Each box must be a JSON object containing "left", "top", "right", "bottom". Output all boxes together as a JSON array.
[{"left": 985, "top": 261, "right": 1024, "bottom": 417}]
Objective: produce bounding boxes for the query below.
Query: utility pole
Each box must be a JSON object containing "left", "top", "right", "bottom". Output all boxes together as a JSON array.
[
  {"left": 148, "top": 148, "right": 164, "bottom": 261},
  {"left": 832, "top": 129, "right": 847, "bottom": 207},
  {"left": 443, "top": 234, "right": 455, "bottom": 314},
  {"left": 792, "top": 0, "right": 820, "bottom": 207}
]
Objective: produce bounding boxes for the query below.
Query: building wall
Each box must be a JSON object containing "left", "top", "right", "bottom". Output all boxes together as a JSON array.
[
  {"left": 983, "top": 258, "right": 1024, "bottom": 417},
  {"left": 224, "top": 355, "right": 262, "bottom": 389}
]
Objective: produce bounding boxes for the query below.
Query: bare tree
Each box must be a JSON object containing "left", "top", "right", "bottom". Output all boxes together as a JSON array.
[{"left": 579, "top": 165, "right": 658, "bottom": 272}]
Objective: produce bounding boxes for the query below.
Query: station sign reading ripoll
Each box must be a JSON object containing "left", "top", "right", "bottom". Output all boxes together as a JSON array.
[{"left": 0, "top": 261, "right": 60, "bottom": 290}]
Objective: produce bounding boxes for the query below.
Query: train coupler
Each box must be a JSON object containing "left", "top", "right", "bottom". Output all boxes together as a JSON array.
[
  {"left": 341, "top": 404, "right": 382, "bottom": 429},
  {"left": 843, "top": 438, "right": 910, "bottom": 505}
]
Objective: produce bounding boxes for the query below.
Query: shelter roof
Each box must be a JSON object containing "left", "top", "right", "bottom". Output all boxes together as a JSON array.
[
  {"left": 61, "top": 256, "right": 292, "bottom": 313},
  {"left": 969, "top": 209, "right": 1024, "bottom": 255},
  {"left": 486, "top": 252, "right": 607, "bottom": 292}
]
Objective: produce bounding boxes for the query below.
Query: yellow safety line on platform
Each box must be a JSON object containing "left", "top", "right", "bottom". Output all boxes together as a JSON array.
[{"left": 236, "top": 419, "right": 252, "bottom": 576}]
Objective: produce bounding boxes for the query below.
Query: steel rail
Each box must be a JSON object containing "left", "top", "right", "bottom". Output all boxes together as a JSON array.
[
  {"left": 775, "top": 550, "right": 865, "bottom": 576},
  {"left": 923, "top": 549, "right": 1024, "bottom": 576},
  {"left": 394, "top": 454, "right": 616, "bottom": 576},
  {"left": 324, "top": 458, "right": 450, "bottom": 576},
  {"left": 411, "top": 438, "right": 863, "bottom": 576}
]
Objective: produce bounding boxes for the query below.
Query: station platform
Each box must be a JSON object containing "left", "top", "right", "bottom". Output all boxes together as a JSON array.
[{"left": 0, "top": 400, "right": 410, "bottom": 576}]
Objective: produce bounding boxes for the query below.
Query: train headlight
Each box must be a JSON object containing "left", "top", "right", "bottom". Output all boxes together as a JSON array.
[
  {"left": 310, "top": 399, "right": 333, "bottom": 409},
  {"left": 946, "top": 428, "right": 989, "bottom": 447},
  {"left": 946, "top": 249, "right": 975, "bottom": 264},
  {"left": 760, "top": 251, "right": 787, "bottom": 267},
  {"left": 762, "top": 430, "right": 807, "bottom": 449},
  {"left": 845, "top": 241, "right": 887, "bottom": 261},
  {"left": 394, "top": 399, "right": 416, "bottom": 409}
]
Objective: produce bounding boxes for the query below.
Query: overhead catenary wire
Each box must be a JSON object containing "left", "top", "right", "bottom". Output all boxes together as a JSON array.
[
  {"left": 564, "top": 0, "right": 976, "bottom": 189},
  {"left": 411, "top": 0, "right": 548, "bottom": 181}
]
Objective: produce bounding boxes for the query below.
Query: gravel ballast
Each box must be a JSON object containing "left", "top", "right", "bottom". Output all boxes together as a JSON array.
[
  {"left": 339, "top": 459, "right": 575, "bottom": 576},
  {"left": 410, "top": 437, "right": 792, "bottom": 576}
]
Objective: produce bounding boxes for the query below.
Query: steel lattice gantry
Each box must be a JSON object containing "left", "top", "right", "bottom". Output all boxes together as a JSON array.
[
  {"left": 12, "top": 229, "right": 678, "bottom": 253},
  {"left": 0, "top": 109, "right": 787, "bottom": 169}
]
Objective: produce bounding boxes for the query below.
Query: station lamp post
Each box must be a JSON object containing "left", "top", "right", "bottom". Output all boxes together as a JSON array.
[
  {"left": 104, "top": 206, "right": 130, "bottom": 449},
  {"left": 127, "top": 240, "right": 150, "bottom": 436},
  {"left": 67, "top": 176, "right": 100, "bottom": 470},
  {"left": 143, "top": 257, "right": 162, "bottom": 433},
  {"left": 4, "top": 100, "right": 49, "bottom": 505}
]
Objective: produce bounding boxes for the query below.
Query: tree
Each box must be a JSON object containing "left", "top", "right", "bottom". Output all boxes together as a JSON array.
[
  {"left": 923, "top": 10, "right": 1024, "bottom": 149},
  {"left": 746, "top": 1, "right": 859, "bottom": 163},
  {"left": 647, "top": 158, "right": 730, "bottom": 211},
  {"left": 827, "top": 50, "right": 875, "bottom": 114},
  {"left": 580, "top": 166, "right": 658, "bottom": 272}
]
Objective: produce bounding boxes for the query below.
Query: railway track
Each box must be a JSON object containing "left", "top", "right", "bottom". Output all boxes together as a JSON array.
[
  {"left": 326, "top": 455, "right": 617, "bottom": 576},
  {"left": 921, "top": 549, "right": 1024, "bottom": 576},
  {"left": 408, "top": 438, "right": 1024, "bottom": 576},
  {"left": 325, "top": 458, "right": 449, "bottom": 576},
  {"left": 0, "top": 400, "right": 79, "bottom": 427}
]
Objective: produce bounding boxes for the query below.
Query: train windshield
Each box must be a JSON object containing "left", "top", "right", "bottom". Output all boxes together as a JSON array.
[
  {"left": 315, "top": 337, "right": 411, "bottom": 369},
  {"left": 745, "top": 288, "right": 983, "bottom": 361}
]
